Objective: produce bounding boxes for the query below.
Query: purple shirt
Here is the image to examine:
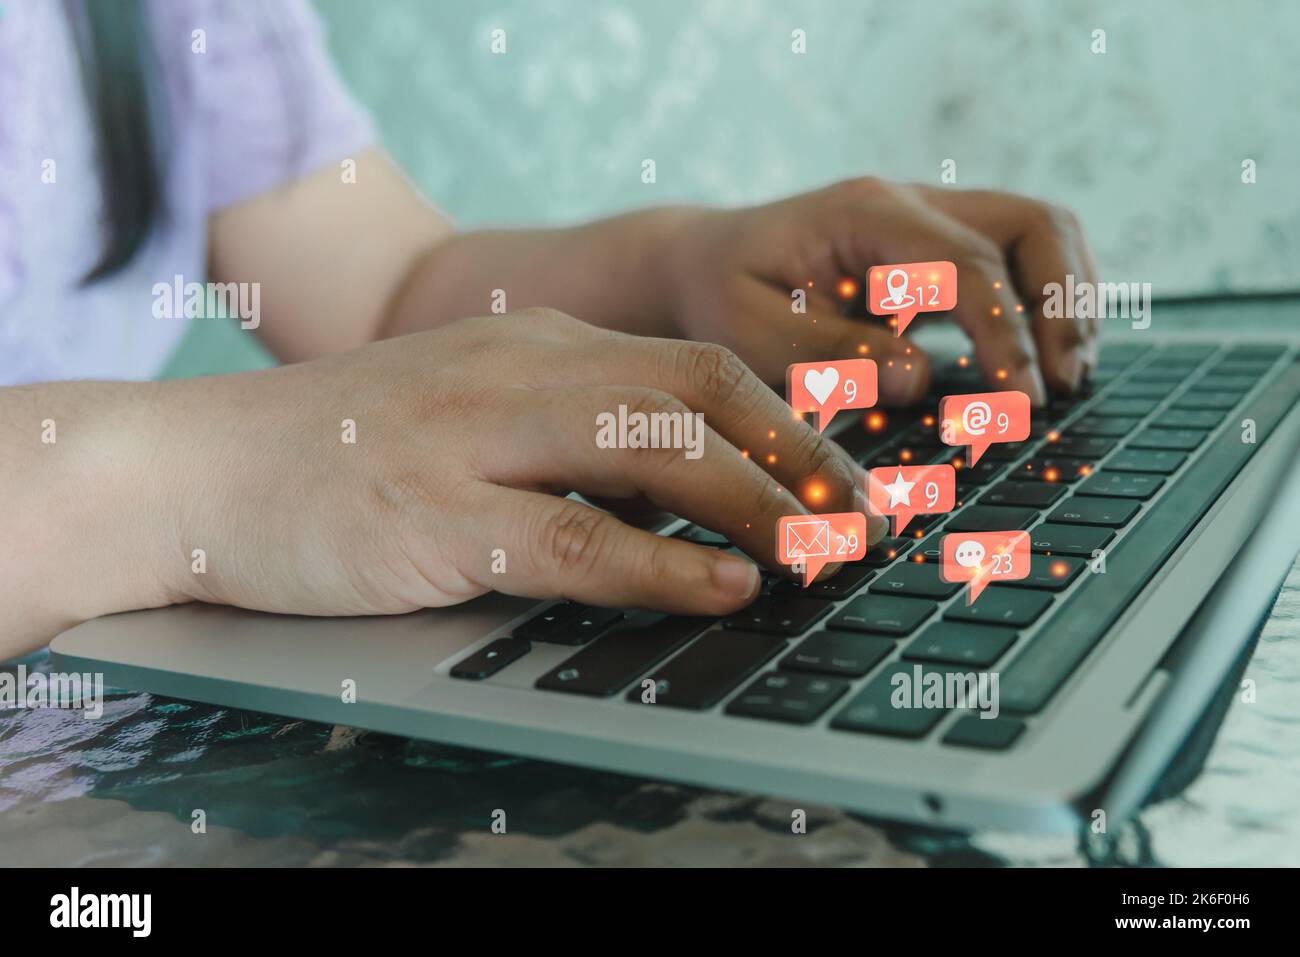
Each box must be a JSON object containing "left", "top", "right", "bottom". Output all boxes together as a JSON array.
[{"left": 0, "top": 0, "right": 374, "bottom": 385}]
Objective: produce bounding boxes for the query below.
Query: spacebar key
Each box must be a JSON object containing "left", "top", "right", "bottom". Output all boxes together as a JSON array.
[{"left": 536, "top": 615, "right": 711, "bottom": 697}]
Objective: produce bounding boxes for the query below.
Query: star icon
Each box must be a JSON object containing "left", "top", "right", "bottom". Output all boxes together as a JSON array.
[{"left": 882, "top": 468, "right": 915, "bottom": 508}]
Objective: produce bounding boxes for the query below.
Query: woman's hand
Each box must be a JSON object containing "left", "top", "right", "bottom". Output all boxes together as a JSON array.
[
  {"left": 160, "top": 309, "right": 885, "bottom": 622},
  {"left": 659, "top": 180, "right": 1100, "bottom": 406}
]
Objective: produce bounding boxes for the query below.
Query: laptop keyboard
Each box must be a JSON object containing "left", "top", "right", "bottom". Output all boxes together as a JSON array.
[{"left": 452, "top": 342, "right": 1300, "bottom": 751}]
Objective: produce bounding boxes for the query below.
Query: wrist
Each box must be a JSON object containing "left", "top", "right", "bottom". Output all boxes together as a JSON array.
[{"left": 39, "top": 381, "right": 192, "bottom": 633}]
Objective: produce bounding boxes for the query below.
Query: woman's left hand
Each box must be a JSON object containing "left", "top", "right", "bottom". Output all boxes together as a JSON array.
[{"left": 659, "top": 178, "right": 1101, "bottom": 407}]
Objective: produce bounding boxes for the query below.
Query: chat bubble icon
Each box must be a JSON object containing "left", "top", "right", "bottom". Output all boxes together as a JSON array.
[
  {"left": 938, "top": 390, "right": 1031, "bottom": 467},
  {"left": 941, "top": 531, "right": 1030, "bottom": 603},
  {"left": 868, "top": 261, "right": 957, "bottom": 336},
  {"left": 786, "top": 359, "right": 878, "bottom": 433},
  {"left": 777, "top": 512, "right": 867, "bottom": 587},
  {"left": 866, "top": 463, "right": 956, "bottom": 538}
]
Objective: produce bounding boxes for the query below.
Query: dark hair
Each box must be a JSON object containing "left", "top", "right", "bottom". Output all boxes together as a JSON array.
[{"left": 68, "top": 0, "right": 164, "bottom": 283}]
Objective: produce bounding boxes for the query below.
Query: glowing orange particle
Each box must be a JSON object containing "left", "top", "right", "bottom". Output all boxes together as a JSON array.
[
  {"left": 766, "top": 454, "right": 778, "bottom": 465},
  {"left": 1050, "top": 561, "right": 1069, "bottom": 578},
  {"left": 992, "top": 306, "right": 1002, "bottom": 317},
  {"left": 768, "top": 430, "right": 776, "bottom": 439},
  {"left": 837, "top": 278, "right": 859, "bottom": 300},
  {"left": 993, "top": 281, "right": 1002, "bottom": 290},
  {"left": 1046, "top": 430, "right": 1060, "bottom": 443},
  {"left": 1043, "top": 467, "right": 1060, "bottom": 482},
  {"left": 996, "top": 369, "right": 1008, "bottom": 381},
  {"left": 900, "top": 448, "right": 913, "bottom": 462},
  {"left": 867, "top": 412, "right": 887, "bottom": 432},
  {"left": 922, "top": 415, "right": 935, "bottom": 427},
  {"left": 957, "top": 356, "right": 970, "bottom": 368}
]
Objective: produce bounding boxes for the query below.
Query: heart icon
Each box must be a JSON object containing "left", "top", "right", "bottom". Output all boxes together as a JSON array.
[{"left": 803, "top": 367, "right": 840, "bottom": 406}]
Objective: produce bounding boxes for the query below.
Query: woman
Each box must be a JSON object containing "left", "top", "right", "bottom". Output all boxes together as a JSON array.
[{"left": 0, "top": 0, "right": 1098, "bottom": 657}]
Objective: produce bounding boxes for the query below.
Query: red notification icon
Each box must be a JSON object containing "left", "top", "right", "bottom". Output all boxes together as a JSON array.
[
  {"left": 868, "top": 261, "right": 957, "bottom": 336},
  {"left": 866, "top": 464, "right": 956, "bottom": 538},
  {"left": 939, "top": 391, "right": 1032, "bottom": 467},
  {"left": 940, "top": 531, "right": 1031, "bottom": 603}
]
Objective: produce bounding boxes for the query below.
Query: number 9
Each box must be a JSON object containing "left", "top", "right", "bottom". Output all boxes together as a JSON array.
[
  {"left": 844, "top": 379, "right": 857, "bottom": 403},
  {"left": 997, "top": 411, "right": 1010, "bottom": 434},
  {"left": 924, "top": 481, "right": 939, "bottom": 507}
]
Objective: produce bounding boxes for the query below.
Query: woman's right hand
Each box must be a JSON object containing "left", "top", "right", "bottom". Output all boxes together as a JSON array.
[{"left": 156, "top": 309, "right": 883, "bottom": 622}]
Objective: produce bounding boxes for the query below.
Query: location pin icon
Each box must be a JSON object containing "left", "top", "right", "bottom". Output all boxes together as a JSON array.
[{"left": 886, "top": 268, "right": 909, "bottom": 306}]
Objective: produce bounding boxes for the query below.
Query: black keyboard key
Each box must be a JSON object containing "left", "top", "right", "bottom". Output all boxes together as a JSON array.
[
  {"left": 1014, "top": 457, "right": 1092, "bottom": 483},
  {"left": 1047, "top": 496, "right": 1141, "bottom": 527},
  {"left": 993, "top": 553, "right": 1085, "bottom": 590},
  {"left": 829, "top": 594, "right": 936, "bottom": 636},
  {"left": 781, "top": 631, "right": 894, "bottom": 677},
  {"left": 807, "top": 561, "right": 876, "bottom": 599},
  {"left": 979, "top": 441, "right": 1030, "bottom": 462},
  {"left": 517, "top": 603, "right": 622, "bottom": 644},
  {"left": 1027, "top": 522, "right": 1113, "bottom": 556},
  {"left": 1197, "top": 375, "right": 1258, "bottom": 391},
  {"left": 1091, "top": 397, "right": 1159, "bottom": 417},
  {"left": 514, "top": 602, "right": 578, "bottom": 641},
  {"left": 673, "top": 525, "right": 729, "bottom": 547},
  {"left": 1151, "top": 408, "right": 1224, "bottom": 430},
  {"left": 950, "top": 458, "right": 1006, "bottom": 485},
  {"left": 998, "top": 361, "right": 1300, "bottom": 714},
  {"left": 451, "top": 638, "right": 532, "bottom": 680},
  {"left": 1128, "top": 428, "right": 1207, "bottom": 451},
  {"left": 946, "top": 588, "right": 1053, "bottom": 627},
  {"left": 1045, "top": 434, "right": 1116, "bottom": 458},
  {"left": 944, "top": 504, "right": 1039, "bottom": 532},
  {"left": 560, "top": 607, "right": 626, "bottom": 645},
  {"left": 726, "top": 671, "right": 849, "bottom": 724},
  {"left": 1111, "top": 382, "right": 1172, "bottom": 399},
  {"left": 868, "top": 562, "right": 962, "bottom": 599},
  {"left": 904, "top": 622, "right": 1017, "bottom": 667},
  {"left": 830, "top": 664, "right": 954, "bottom": 738},
  {"left": 1172, "top": 392, "right": 1243, "bottom": 411},
  {"left": 630, "top": 629, "right": 787, "bottom": 709},
  {"left": 943, "top": 715, "right": 1026, "bottom": 750},
  {"left": 724, "top": 595, "right": 831, "bottom": 635},
  {"left": 536, "top": 615, "right": 710, "bottom": 696},
  {"left": 979, "top": 480, "right": 1067, "bottom": 509},
  {"left": 862, "top": 537, "right": 911, "bottom": 566},
  {"left": 1068, "top": 415, "right": 1140, "bottom": 438},
  {"left": 1077, "top": 471, "right": 1164, "bottom": 500},
  {"left": 1106, "top": 448, "right": 1187, "bottom": 474}
]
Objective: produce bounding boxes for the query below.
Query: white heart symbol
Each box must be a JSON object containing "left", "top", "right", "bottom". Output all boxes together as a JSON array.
[{"left": 803, "top": 367, "right": 840, "bottom": 406}]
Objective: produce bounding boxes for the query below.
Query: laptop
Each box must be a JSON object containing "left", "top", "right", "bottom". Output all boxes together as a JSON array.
[{"left": 52, "top": 295, "right": 1300, "bottom": 833}]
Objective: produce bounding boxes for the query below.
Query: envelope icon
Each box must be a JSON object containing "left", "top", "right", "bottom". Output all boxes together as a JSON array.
[{"left": 784, "top": 519, "right": 830, "bottom": 561}]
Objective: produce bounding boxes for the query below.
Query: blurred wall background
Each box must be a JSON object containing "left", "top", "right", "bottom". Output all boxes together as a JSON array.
[{"left": 165, "top": 0, "right": 1300, "bottom": 376}]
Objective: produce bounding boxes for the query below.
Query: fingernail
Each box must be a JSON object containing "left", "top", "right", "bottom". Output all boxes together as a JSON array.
[
  {"left": 712, "top": 553, "right": 760, "bottom": 600},
  {"left": 1009, "top": 364, "right": 1047, "bottom": 406},
  {"left": 1059, "top": 349, "right": 1084, "bottom": 391},
  {"left": 852, "top": 478, "right": 870, "bottom": 517}
]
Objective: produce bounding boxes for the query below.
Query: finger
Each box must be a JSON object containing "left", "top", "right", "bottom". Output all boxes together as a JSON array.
[
  {"left": 728, "top": 277, "right": 932, "bottom": 407},
  {"left": 488, "top": 386, "right": 824, "bottom": 570},
  {"left": 919, "top": 188, "right": 1100, "bottom": 390},
  {"left": 474, "top": 485, "right": 761, "bottom": 614},
  {"left": 566, "top": 336, "right": 866, "bottom": 518},
  {"left": 812, "top": 183, "right": 1048, "bottom": 405}
]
